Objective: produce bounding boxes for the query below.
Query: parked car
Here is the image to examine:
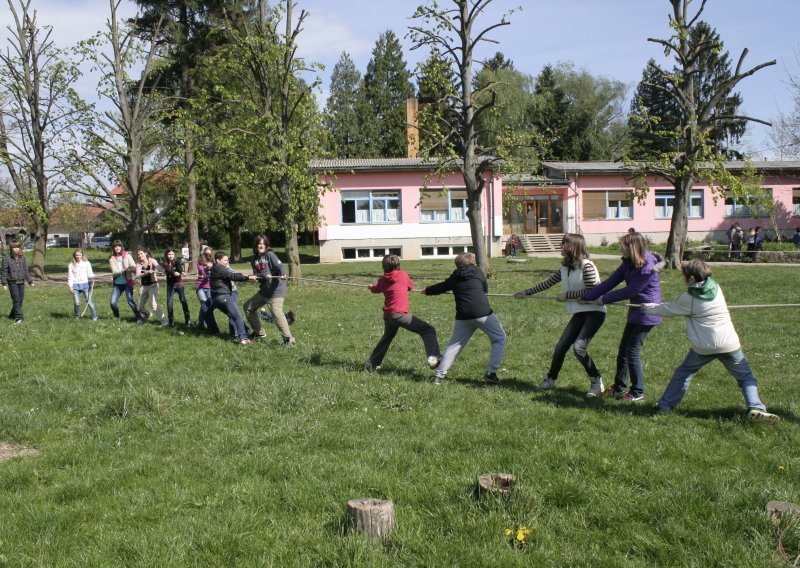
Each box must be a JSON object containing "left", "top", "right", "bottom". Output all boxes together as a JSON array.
[
  {"left": 46, "top": 237, "right": 69, "bottom": 248},
  {"left": 90, "top": 235, "right": 112, "bottom": 249}
]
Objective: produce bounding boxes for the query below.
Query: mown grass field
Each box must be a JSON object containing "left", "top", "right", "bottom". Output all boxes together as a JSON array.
[{"left": 1, "top": 250, "right": 798, "bottom": 566}]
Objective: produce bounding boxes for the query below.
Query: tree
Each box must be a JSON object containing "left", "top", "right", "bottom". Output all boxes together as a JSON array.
[
  {"left": 70, "top": 0, "right": 174, "bottom": 248},
  {"left": 771, "top": 49, "right": 800, "bottom": 159},
  {"left": 361, "top": 30, "right": 414, "bottom": 158},
  {"left": 0, "top": 0, "right": 84, "bottom": 278},
  {"left": 629, "top": 22, "right": 746, "bottom": 160},
  {"left": 410, "top": 0, "right": 520, "bottom": 272},
  {"left": 415, "top": 47, "right": 460, "bottom": 156},
  {"left": 626, "top": 0, "right": 775, "bottom": 267},
  {"left": 323, "top": 52, "right": 363, "bottom": 158}
]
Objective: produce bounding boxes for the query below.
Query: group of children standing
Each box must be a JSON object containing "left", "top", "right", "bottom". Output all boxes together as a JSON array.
[{"left": 364, "top": 232, "right": 780, "bottom": 422}]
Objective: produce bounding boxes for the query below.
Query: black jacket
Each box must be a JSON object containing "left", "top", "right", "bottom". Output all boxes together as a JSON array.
[
  {"left": 163, "top": 259, "right": 185, "bottom": 286},
  {"left": 209, "top": 262, "right": 249, "bottom": 296},
  {"left": 425, "top": 264, "right": 493, "bottom": 320}
]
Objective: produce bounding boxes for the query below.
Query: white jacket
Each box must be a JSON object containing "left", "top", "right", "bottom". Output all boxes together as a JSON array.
[
  {"left": 642, "top": 284, "right": 740, "bottom": 355},
  {"left": 67, "top": 260, "right": 94, "bottom": 289}
]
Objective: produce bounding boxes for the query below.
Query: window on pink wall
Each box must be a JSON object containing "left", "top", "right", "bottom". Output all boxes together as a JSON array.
[
  {"left": 724, "top": 188, "right": 772, "bottom": 218},
  {"left": 583, "top": 190, "right": 633, "bottom": 220},
  {"left": 793, "top": 188, "right": 800, "bottom": 216},
  {"left": 420, "top": 189, "right": 468, "bottom": 222},
  {"left": 341, "top": 190, "right": 401, "bottom": 224},
  {"left": 655, "top": 190, "right": 703, "bottom": 219}
]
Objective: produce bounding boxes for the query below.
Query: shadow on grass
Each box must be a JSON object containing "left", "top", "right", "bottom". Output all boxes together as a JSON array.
[{"left": 304, "top": 351, "right": 431, "bottom": 382}]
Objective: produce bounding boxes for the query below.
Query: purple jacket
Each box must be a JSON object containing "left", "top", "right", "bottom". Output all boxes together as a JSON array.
[{"left": 581, "top": 251, "right": 662, "bottom": 326}]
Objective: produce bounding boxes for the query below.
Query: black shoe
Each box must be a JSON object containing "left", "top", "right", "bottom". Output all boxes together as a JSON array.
[{"left": 483, "top": 372, "right": 499, "bottom": 385}]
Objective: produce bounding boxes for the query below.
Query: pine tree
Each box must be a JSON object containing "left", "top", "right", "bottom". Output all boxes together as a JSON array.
[
  {"left": 323, "top": 52, "right": 363, "bottom": 158},
  {"left": 361, "top": 30, "right": 414, "bottom": 158}
]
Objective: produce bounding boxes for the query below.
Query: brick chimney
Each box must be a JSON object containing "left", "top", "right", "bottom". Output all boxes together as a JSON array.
[{"left": 406, "top": 97, "right": 419, "bottom": 158}]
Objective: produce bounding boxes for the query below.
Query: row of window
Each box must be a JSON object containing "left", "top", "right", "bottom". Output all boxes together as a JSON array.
[
  {"left": 340, "top": 245, "right": 473, "bottom": 261},
  {"left": 340, "top": 188, "right": 800, "bottom": 224}
]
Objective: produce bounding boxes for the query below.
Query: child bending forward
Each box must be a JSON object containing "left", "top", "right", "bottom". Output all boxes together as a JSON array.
[
  {"left": 365, "top": 254, "right": 440, "bottom": 372},
  {"left": 641, "top": 260, "right": 779, "bottom": 422},
  {"left": 423, "top": 253, "right": 506, "bottom": 385}
]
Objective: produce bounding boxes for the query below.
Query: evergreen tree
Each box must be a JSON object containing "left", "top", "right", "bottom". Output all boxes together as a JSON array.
[
  {"left": 529, "top": 65, "right": 571, "bottom": 159},
  {"left": 323, "top": 52, "right": 363, "bottom": 158},
  {"left": 361, "top": 30, "right": 414, "bottom": 158},
  {"left": 416, "top": 48, "right": 460, "bottom": 156},
  {"left": 473, "top": 62, "right": 535, "bottom": 157}
]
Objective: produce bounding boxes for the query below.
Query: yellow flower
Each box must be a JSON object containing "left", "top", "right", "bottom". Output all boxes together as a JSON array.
[
  {"left": 779, "top": 465, "right": 785, "bottom": 472},
  {"left": 504, "top": 528, "right": 512, "bottom": 537},
  {"left": 516, "top": 531, "right": 525, "bottom": 542}
]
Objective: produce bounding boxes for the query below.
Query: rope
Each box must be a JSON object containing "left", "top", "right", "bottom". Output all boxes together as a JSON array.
[
  {"left": 605, "top": 301, "right": 800, "bottom": 310},
  {"left": 79, "top": 279, "right": 95, "bottom": 318}
]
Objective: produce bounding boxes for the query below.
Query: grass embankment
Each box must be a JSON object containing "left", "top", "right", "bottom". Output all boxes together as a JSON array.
[{"left": 1, "top": 255, "right": 798, "bottom": 566}]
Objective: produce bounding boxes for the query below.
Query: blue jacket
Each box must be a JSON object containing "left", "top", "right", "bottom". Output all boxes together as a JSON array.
[{"left": 581, "top": 251, "right": 662, "bottom": 326}]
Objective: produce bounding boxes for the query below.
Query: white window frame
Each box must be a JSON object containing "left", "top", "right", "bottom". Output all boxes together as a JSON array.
[
  {"left": 420, "top": 189, "right": 468, "bottom": 222},
  {"left": 793, "top": 188, "right": 800, "bottom": 217},
  {"left": 341, "top": 246, "right": 402, "bottom": 261},
  {"left": 724, "top": 188, "right": 772, "bottom": 218},
  {"left": 654, "top": 190, "right": 703, "bottom": 219},
  {"left": 420, "top": 244, "right": 473, "bottom": 258},
  {"left": 341, "top": 190, "right": 401, "bottom": 224}
]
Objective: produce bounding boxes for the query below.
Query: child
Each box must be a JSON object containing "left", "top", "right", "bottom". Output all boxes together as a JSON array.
[
  {"left": 580, "top": 232, "right": 662, "bottom": 402},
  {"left": 163, "top": 247, "right": 192, "bottom": 327},
  {"left": 243, "top": 235, "right": 296, "bottom": 346},
  {"left": 195, "top": 247, "right": 219, "bottom": 333},
  {"left": 108, "top": 240, "right": 141, "bottom": 322},
  {"left": 134, "top": 247, "right": 168, "bottom": 327},
  {"left": 1, "top": 240, "right": 34, "bottom": 323},
  {"left": 181, "top": 241, "right": 191, "bottom": 272},
  {"left": 514, "top": 234, "right": 606, "bottom": 398},
  {"left": 67, "top": 248, "right": 98, "bottom": 320},
  {"left": 209, "top": 250, "right": 257, "bottom": 344},
  {"left": 422, "top": 252, "right": 506, "bottom": 385},
  {"left": 641, "top": 260, "right": 780, "bottom": 422},
  {"left": 364, "top": 254, "right": 440, "bottom": 372}
]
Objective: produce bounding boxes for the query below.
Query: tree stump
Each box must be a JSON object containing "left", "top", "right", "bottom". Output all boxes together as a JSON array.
[
  {"left": 477, "top": 472, "right": 516, "bottom": 496},
  {"left": 346, "top": 499, "right": 395, "bottom": 543},
  {"left": 766, "top": 501, "right": 800, "bottom": 524}
]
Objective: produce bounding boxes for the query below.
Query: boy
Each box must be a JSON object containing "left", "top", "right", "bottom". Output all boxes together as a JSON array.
[
  {"left": 641, "top": 259, "right": 779, "bottom": 422},
  {"left": 422, "top": 253, "right": 506, "bottom": 385},
  {"left": 365, "top": 254, "right": 439, "bottom": 371},
  {"left": 209, "top": 251, "right": 257, "bottom": 344}
]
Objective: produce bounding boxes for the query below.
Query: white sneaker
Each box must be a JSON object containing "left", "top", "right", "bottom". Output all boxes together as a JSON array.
[
  {"left": 427, "top": 355, "right": 439, "bottom": 369},
  {"left": 537, "top": 375, "right": 557, "bottom": 390},
  {"left": 585, "top": 377, "right": 605, "bottom": 399},
  {"left": 747, "top": 409, "right": 780, "bottom": 423}
]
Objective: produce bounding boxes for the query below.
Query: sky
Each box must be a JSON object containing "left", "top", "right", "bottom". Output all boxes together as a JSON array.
[{"left": 2, "top": 0, "right": 799, "bottom": 158}]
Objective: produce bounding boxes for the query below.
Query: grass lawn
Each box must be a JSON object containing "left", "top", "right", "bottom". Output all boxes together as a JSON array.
[{"left": 1, "top": 253, "right": 798, "bottom": 566}]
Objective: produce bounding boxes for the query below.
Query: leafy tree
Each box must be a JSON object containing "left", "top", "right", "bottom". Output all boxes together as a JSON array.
[
  {"left": 629, "top": 22, "right": 746, "bottom": 160},
  {"left": 0, "top": 0, "right": 84, "bottom": 278},
  {"left": 323, "top": 52, "right": 362, "bottom": 158},
  {"left": 626, "top": 0, "right": 775, "bottom": 267},
  {"left": 415, "top": 47, "right": 460, "bottom": 156},
  {"left": 361, "top": 30, "right": 414, "bottom": 158},
  {"left": 410, "top": 0, "right": 524, "bottom": 272}
]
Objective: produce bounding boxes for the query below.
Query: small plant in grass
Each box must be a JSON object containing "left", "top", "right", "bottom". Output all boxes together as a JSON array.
[
  {"left": 504, "top": 524, "right": 532, "bottom": 550},
  {"left": 772, "top": 512, "right": 800, "bottom": 565}
]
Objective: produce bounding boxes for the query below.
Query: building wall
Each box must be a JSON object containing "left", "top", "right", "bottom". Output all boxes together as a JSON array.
[{"left": 317, "top": 170, "right": 503, "bottom": 263}]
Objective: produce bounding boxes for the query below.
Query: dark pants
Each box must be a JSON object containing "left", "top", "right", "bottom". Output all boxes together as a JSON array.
[
  {"left": 613, "top": 322, "right": 655, "bottom": 396},
  {"left": 368, "top": 312, "right": 440, "bottom": 367},
  {"left": 730, "top": 243, "right": 742, "bottom": 259},
  {"left": 110, "top": 282, "right": 140, "bottom": 320},
  {"left": 7, "top": 281, "right": 25, "bottom": 321},
  {"left": 211, "top": 294, "right": 247, "bottom": 340},
  {"left": 196, "top": 288, "right": 219, "bottom": 333},
  {"left": 547, "top": 311, "right": 606, "bottom": 380},
  {"left": 166, "top": 284, "right": 191, "bottom": 325}
]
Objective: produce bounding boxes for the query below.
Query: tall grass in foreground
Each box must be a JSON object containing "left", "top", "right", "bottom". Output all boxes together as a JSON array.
[{"left": 0, "top": 258, "right": 798, "bottom": 566}]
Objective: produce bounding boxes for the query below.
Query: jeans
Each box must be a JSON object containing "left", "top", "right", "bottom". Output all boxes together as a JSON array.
[
  {"left": 166, "top": 284, "right": 191, "bottom": 325},
  {"left": 110, "top": 282, "right": 140, "bottom": 320},
  {"left": 367, "top": 312, "right": 440, "bottom": 367},
  {"left": 196, "top": 287, "right": 218, "bottom": 333},
  {"left": 244, "top": 293, "right": 293, "bottom": 341},
  {"left": 138, "top": 283, "right": 167, "bottom": 324},
  {"left": 211, "top": 294, "right": 247, "bottom": 340},
  {"left": 7, "top": 281, "right": 25, "bottom": 321},
  {"left": 613, "top": 322, "right": 655, "bottom": 396},
  {"left": 658, "top": 349, "right": 766, "bottom": 412},
  {"left": 547, "top": 311, "right": 606, "bottom": 381},
  {"left": 436, "top": 314, "right": 506, "bottom": 378},
  {"left": 73, "top": 288, "right": 97, "bottom": 319}
]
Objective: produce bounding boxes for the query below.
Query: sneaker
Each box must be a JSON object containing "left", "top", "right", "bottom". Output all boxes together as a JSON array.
[
  {"left": 14, "top": 319, "right": 23, "bottom": 325},
  {"left": 747, "top": 409, "right": 781, "bottom": 423},
  {"left": 483, "top": 372, "right": 500, "bottom": 385},
  {"left": 621, "top": 391, "right": 645, "bottom": 402},
  {"left": 136, "top": 319, "right": 145, "bottom": 325},
  {"left": 604, "top": 385, "right": 625, "bottom": 397},
  {"left": 364, "top": 360, "right": 381, "bottom": 372},
  {"left": 185, "top": 320, "right": 193, "bottom": 328},
  {"left": 259, "top": 308, "right": 276, "bottom": 323},
  {"left": 283, "top": 337, "right": 297, "bottom": 347},
  {"left": 92, "top": 317, "right": 99, "bottom": 321},
  {"left": 432, "top": 374, "right": 444, "bottom": 385},
  {"left": 286, "top": 310, "right": 297, "bottom": 325},
  {"left": 252, "top": 332, "right": 268, "bottom": 341},
  {"left": 239, "top": 338, "right": 253, "bottom": 345},
  {"left": 585, "top": 377, "right": 605, "bottom": 399},
  {"left": 427, "top": 355, "right": 439, "bottom": 369},
  {"left": 537, "top": 375, "right": 557, "bottom": 390}
]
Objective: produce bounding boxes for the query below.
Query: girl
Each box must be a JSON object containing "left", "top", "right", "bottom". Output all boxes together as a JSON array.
[
  {"left": 514, "top": 234, "right": 606, "bottom": 398},
  {"left": 1, "top": 240, "right": 34, "bottom": 323},
  {"left": 209, "top": 250, "right": 257, "bottom": 344},
  {"left": 134, "top": 247, "right": 168, "bottom": 326},
  {"left": 642, "top": 260, "right": 779, "bottom": 422},
  {"left": 243, "top": 234, "right": 295, "bottom": 346},
  {"left": 163, "top": 247, "right": 192, "bottom": 327},
  {"left": 580, "top": 232, "right": 663, "bottom": 402},
  {"left": 195, "top": 247, "right": 219, "bottom": 333},
  {"left": 67, "top": 248, "right": 98, "bottom": 320},
  {"left": 108, "top": 240, "right": 141, "bottom": 322}
]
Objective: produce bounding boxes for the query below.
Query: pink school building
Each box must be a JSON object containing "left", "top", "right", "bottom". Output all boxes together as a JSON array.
[{"left": 312, "top": 159, "right": 800, "bottom": 262}]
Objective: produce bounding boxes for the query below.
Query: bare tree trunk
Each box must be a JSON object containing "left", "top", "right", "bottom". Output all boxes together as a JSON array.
[
  {"left": 30, "top": 225, "right": 47, "bottom": 280},
  {"left": 186, "top": 124, "right": 199, "bottom": 265},
  {"left": 229, "top": 228, "right": 241, "bottom": 262},
  {"left": 665, "top": 174, "right": 692, "bottom": 268}
]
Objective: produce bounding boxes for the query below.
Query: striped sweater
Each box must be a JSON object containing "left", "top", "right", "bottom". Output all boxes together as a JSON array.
[{"left": 523, "top": 260, "right": 605, "bottom": 314}]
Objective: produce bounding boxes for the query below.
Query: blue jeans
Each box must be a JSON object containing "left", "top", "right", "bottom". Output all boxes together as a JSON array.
[
  {"left": 110, "top": 282, "right": 139, "bottom": 320},
  {"left": 73, "top": 289, "right": 97, "bottom": 319},
  {"left": 548, "top": 311, "right": 606, "bottom": 381},
  {"left": 166, "top": 284, "right": 190, "bottom": 325},
  {"left": 211, "top": 294, "right": 247, "bottom": 340},
  {"left": 7, "top": 281, "right": 25, "bottom": 321},
  {"left": 658, "top": 349, "right": 766, "bottom": 412},
  {"left": 196, "top": 288, "right": 218, "bottom": 333},
  {"left": 613, "top": 322, "right": 655, "bottom": 396}
]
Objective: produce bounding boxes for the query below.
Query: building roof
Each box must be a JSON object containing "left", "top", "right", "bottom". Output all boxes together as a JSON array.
[
  {"left": 541, "top": 160, "right": 800, "bottom": 175},
  {"left": 309, "top": 158, "right": 443, "bottom": 172}
]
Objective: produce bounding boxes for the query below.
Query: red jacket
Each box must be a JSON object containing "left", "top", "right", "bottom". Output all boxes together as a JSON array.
[{"left": 369, "top": 269, "right": 413, "bottom": 316}]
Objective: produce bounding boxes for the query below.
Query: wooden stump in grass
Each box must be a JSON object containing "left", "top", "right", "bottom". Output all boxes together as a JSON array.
[
  {"left": 478, "top": 472, "right": 516, "bottom": 496},
  {"left": 346, "top": 499, "right": 395, "bottom": 542},
  {"left": 766, "top": 501, "right": 800, "bottom": 524}
]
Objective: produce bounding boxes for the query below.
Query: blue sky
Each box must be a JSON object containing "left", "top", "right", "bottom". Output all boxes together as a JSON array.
[{"left": 3, "top": 0, "right": 798, "bottom": 157}]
